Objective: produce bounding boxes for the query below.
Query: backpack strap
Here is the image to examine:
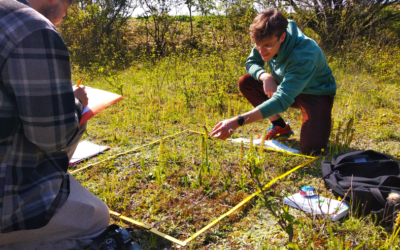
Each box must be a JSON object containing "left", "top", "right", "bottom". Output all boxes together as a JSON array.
[
  {"left": 370, "top": 188, "right": 387, "bottom": 206},
  {"left": 321, "top": 160, "right": 334, "bottom": 177},
  {"left": 322, "top": 171, "right": 338, "bottom": 180},
  {"left": 333, "top": 150, "right": 392, "bottom": 165},
  {"left": 333, "top": 150, "right": 364, "bottom": 165}
]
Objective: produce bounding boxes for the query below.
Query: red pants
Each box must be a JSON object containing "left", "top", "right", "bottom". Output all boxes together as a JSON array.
[{"left": 238, "top": 74, "right": 334, "bottom": 155}]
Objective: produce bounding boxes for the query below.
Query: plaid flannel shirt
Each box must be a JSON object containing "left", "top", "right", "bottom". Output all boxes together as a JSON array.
[{"left": 0, "top": 0, "right": 83, "bottom": 233}]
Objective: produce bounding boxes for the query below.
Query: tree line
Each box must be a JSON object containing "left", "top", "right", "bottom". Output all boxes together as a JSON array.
[{"left": 59, "top": 0, "right": 400, "bottom": 72}]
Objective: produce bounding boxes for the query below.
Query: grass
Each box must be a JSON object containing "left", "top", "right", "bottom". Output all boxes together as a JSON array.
[{"left": 70, "top": 45, "right": 400, "bottom": 249}]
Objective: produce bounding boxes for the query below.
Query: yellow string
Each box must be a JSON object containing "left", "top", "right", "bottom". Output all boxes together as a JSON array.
[
  {"left": 70, "top": 130, "right": 189, "bottom": 174},
  {"left": 74, "top": 129, "right": 318, "bottom": 246},
  {"left": 182, "top": 157, "right": 319, "bottom": 244}
]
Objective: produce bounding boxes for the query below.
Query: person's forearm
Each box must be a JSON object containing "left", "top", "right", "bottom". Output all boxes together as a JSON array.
[
  {"left": 210, "top": 107, "right": 264, "bottom": 140},
  {"left": 245, "top": 47, "right": 266, "bottom": 81},
  {"left": 239, "top": 108, "right": 264, "bottom": 126},
  {"left": 258, "top": 72, "right": 274, "bottom": 81},
  {"left": 258, "top": 72, "right": 267, "bottom": 81}
]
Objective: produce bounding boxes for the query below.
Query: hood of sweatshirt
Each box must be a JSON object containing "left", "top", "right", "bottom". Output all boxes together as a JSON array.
[{"left": 273, "top": 20, "right": 298, "bottom": 63}]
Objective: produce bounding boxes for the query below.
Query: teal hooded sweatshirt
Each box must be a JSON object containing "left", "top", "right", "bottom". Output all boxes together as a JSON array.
[{"left": 245, "top": 20, "right": 336, "bottom": 119}]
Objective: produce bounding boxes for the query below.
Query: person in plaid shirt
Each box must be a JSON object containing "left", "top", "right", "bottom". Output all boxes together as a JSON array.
[{"left": 0, "top": 0, "right": 110, "bottom": 249}]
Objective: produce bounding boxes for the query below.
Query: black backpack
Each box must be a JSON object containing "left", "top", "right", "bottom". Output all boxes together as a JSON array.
[{"left": 321, "top": 150, "right": 400, "bottom": 223}]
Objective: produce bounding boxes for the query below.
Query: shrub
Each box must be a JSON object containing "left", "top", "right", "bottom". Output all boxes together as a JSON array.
[{"left": 59, "top": 1, "right": 134, "bottom": 74}]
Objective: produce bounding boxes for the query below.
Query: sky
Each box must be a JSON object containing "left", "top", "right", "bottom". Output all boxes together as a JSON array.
[
  {"left": 130, "top": 1, "right": 295, "bottom": 17},
  {"left": 131, "top": 2, "right": 204, "bottom": 17}
]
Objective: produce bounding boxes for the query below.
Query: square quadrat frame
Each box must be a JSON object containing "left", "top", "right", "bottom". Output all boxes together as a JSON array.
[{"left": 71, "top": 129, "right": 319, "bottom": 247}]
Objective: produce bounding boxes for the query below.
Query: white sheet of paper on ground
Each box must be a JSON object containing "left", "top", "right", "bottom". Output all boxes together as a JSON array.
[
  {"left": 230, "top": 138, "right": 301, "bottom": 154},
  {"left": 283, "top": 193, "right": 349, "bottom": 221},
  {"left": 69, "top": 140, "right": 110, "bottom": 165}
]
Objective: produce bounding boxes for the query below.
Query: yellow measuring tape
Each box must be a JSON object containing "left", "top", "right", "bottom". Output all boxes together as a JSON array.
[
  {"left": 182, "top": 156, "right": 319, "bottom": 244},
  {"left": 109, "top": 211, "right": 187, "bottom": 246},
  {"left": 70, "top": 129, "right": 189, "bottom": 174},
  {"left": 72, "top": 129, "right": 319, "bottom": 246},
  {"left": 109, "top": 157, "right": 318, "bottom": 246}
]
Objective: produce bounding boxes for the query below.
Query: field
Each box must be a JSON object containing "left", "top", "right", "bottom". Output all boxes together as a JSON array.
[{"left": 67, "top": 43, "right": 400, "bottom": 249}]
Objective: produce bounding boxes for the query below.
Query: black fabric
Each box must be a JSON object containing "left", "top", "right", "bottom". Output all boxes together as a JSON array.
[
  {"left": 321, "top": 150, "right": 400, "bottom": 223},
  {"left": 89, "top": 224, "right": 143, "bottom": 250},
  {"left": 271, "top": 117, "right": 286, "bottom": 128}
]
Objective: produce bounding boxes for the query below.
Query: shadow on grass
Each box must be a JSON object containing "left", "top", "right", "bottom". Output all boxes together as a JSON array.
[
  {"left": 131, "top": 228, "right": 174, "bottom": 250},
  {"left": 282, "top": 138, "right": 361, "bottom": 179}
]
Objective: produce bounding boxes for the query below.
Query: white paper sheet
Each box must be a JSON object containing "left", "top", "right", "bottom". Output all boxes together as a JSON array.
[
  {"left": 283, "top": 193, "right": 349, "bottom": 221},
  {"left": 69, "top": 140, "right": 110, "bottom": 165},
  {"left": 230, "top": 137, "right": 301, "bottom": 154}
]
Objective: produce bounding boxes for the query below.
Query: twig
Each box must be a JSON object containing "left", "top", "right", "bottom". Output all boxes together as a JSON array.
[
  {"left": 129, "top": 160, "right": 190, "bottom": 167},
  {"left": 215, "top": 203, "right": 233, "bottom": 208},
  {"left": 188, "top": 191, "right": 214, "bottom": 209}
]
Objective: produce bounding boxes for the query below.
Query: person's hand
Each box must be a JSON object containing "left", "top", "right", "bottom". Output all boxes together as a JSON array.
[
  {"left": 259, "top": 73, "right": 278, "bottom": 98},
  {"left": 73, "top": 86, "right": 88, "bottom": 108},
  {"left": 210, "top": 118, "right": 239, "bottom": 140}
]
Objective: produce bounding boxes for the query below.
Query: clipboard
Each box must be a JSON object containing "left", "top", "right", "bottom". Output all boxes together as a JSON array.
[{"left": 79, "top": 87, "right": 124, "bottom": 125}]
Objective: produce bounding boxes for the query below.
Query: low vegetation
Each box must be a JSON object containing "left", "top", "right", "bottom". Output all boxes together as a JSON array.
[
  {"left": 69, "top": 45, "right": 400, "bottom": 249},
  {"left": 63, "top": 1, "right": 400, "bottom": 249}
]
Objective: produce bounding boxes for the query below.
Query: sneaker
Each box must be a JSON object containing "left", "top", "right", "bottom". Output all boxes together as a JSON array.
[{"left": 263, "top": 123, "right": 294, "bottom": 141}]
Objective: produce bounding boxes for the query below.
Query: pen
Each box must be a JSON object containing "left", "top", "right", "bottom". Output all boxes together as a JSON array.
[{"left": 76, "top": 77, "right": 84, "bottom": 87}]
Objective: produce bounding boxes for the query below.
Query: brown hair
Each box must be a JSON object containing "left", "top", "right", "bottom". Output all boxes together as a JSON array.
[{"left": 249, "top": 9, "right": 288, "bottom": 43}]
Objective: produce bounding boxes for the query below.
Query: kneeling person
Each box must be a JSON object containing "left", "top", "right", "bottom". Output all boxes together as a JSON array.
[
  {"left": 212, "top": 9, "right": 336, "bottom": 155},
  {"left": 0, "top": 0, "right": 109, "bottom": 249}
]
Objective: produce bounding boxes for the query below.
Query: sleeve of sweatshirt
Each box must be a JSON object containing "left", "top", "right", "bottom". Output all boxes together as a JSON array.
[
  {"left": 256, "top": 60, "right": 316, "bottom": 119},
  {"left": 245, "top": 47, "right": 266, "bottom": 81},
  {"left": 5, "top": 29, "right": 83, "bottom": 153}
]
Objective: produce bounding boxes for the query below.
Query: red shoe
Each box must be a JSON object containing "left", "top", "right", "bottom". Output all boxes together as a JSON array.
[{"left": 263, "top": 123, "right": 294, "bottom": 141}]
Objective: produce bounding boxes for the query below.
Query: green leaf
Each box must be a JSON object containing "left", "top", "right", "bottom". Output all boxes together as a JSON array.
[{"left": 254, "top": 167, "right": 262, "bottom": 176}]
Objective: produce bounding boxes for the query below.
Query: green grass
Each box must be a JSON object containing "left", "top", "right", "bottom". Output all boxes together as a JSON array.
[{"left": 71, "top": 46, "right": 400, "bottom": 249}]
